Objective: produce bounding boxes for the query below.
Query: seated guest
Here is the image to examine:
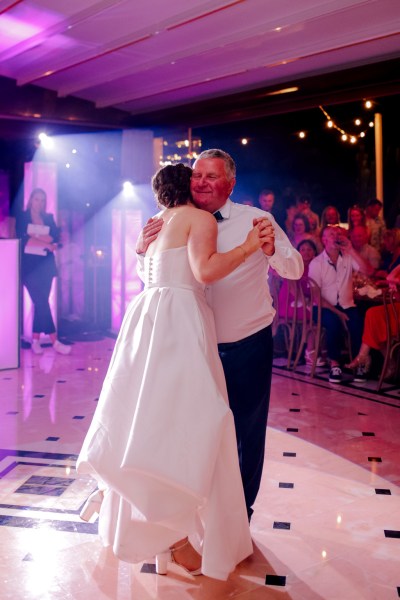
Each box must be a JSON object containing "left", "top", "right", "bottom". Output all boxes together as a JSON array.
[
  {"left": 288, "top": 213, "right": 322, "bottom": 252},
  {"left": 365, "top": 198, "right": 386, "bottom": 252},
  {"left": 346, "top": 265, "right": 400, "bottom": 379},
  {"left": 321, "top": 206, "right": 341, "bottom": 229},
  {"left": 377, "top": 229, "right": 400, "bottom": 276},
  {"left": 308, "top": 226, "right": 372, "bottom": 383},
  {"left": 349, "top": 225, "right": 380, "bottom": 270},
  {"left": 347, "top": 205, "right": 367, "bottom": 233}
]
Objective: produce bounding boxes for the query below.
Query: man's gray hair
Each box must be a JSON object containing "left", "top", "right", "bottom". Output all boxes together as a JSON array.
[{"left": 195, "top": 149, "right": 236, "bottom": 179}]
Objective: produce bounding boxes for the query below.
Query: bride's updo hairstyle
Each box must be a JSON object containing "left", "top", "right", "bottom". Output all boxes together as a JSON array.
[{"left": 152, "top": 163, "right": 192, "bottom": 208}]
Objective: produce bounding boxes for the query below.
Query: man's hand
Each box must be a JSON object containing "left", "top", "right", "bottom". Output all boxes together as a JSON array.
[
  {"left": 136, "top": 217, "right": 163, "bottom": 254},
  {"left": 253, "top": 216, "right": 275, "bottom": 256}
]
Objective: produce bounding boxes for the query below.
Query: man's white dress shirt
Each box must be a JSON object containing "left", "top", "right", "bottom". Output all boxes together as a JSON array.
[
  {"left": 308, "top": 250, "right": 361, "bottom": 309},
  {"left": 137, "top": 199, "right": 303, "bottom": 343},
  {"left": 205, "top": 200, "right": 303, "bottom": 342}
]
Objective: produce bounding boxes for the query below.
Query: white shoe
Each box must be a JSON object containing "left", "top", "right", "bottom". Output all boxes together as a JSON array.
[
  {"left": 305, "top": 349, "right": 326, "bottom": 367},
  {"left": 53, "top": 340, "right": 71, "bottom": 354},
  {"left": 31, "top": 339, "right": 43, "bottom": 355},
  {"left": 80, "top": 490, "right": 103, "bottom": 521}
]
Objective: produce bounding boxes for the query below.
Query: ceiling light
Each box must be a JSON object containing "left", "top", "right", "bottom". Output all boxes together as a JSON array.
[{"left": 266, "top": 86, "right": 299, "bottom": 96}]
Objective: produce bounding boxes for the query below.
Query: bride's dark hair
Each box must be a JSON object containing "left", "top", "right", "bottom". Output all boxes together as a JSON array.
[{"left": 152, "top": 163, "right": 192, "bottom": 208}]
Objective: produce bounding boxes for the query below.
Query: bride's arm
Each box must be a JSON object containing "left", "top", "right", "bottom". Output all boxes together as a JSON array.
[{"left": 187, "top": 210, "right": 268, "bottom": 284}]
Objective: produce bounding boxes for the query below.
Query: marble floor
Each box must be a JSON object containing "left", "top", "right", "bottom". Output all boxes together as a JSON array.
[{"left": 0, "top": 338, "right": 399, "bottom": 599}]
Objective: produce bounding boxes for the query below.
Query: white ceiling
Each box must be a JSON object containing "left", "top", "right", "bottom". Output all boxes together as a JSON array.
[{"left": 0, "top": 0, "right": 399, "bottom": 121}]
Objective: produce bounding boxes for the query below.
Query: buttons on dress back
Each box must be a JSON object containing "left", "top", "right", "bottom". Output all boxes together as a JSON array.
[{"left": 148, "top": 257, "right": 153, "bottom": 284}]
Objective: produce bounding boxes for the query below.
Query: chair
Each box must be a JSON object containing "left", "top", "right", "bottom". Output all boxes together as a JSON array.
[
  {"left": 292, "top": 277, "right": 352, "bottom": 378},
  {"left": 377, "top": 286, "right": 400, "bottom": 390},
  {"left": 292, "top": 277, "right": 322, "bottom": 377},
  {"left": 271, "top": 275, "right": 302, "bottom": 368}
]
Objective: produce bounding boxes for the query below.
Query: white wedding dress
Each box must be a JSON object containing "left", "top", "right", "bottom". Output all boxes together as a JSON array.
[{"left": 77, "top": 246, "right": 252, "bottom": 580}]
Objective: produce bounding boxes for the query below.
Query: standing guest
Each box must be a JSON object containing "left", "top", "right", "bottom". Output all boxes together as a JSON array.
[
  {"left": 349, "top": 225, "right": 381, "bottom": 270},
  {"left": 258, "top": 189, "right": 285, "bottom": 228},
  {"left": 137, "top": 149, "right": 303, "bottom": 520},
  {"left": 258, "top": 189, "right": 275, "bottom": 213},
  {"left": 347, "top": 205, "right": 367, "bottom": 232},
  {"left": 365, "top": 198, "right": 386, "bottom": 252},
  {"left": 286, "top": 194, "right": 320, "bottom": 236},
  {"left": 320, "top": 205, "right": 341, "bottom": 229},
  {"left": 16, "top": 188, "right": 70, "bottom": 355},
  {"left": 308, "top": 226, "right": 372, "bottom": 383},
  {"left": 78, "top": 164, "right": 267, "bottom": 579}
]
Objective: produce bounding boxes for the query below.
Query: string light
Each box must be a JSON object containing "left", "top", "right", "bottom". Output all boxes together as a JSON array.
[
  {"left": 319, "top": 105, "right": 373, "bottom": 144},
  {"left": 365, "top": 100, "right": 372, "bottom": 109},
  {"left": 241, "top": 138, "right": 248, "bottom": 145},
  {"left": 298, "top": 131, "right": 306, "bottom": 139}
]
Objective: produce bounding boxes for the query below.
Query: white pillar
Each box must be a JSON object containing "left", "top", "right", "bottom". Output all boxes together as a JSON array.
[{"left": 374, "top": 113, "right": 383, "bottom": 203}]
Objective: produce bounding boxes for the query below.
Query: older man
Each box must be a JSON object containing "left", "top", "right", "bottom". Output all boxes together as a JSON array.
[
  {"left": 308, "top": 226, "right": 372, "bottom": 383},
  {"left": 138, "top": 150, "right": 303, "bottom": 519}
]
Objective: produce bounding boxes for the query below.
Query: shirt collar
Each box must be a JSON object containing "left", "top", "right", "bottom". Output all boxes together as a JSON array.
[{"left": 216, "top": 199, "right": 232, "bottom": 220}]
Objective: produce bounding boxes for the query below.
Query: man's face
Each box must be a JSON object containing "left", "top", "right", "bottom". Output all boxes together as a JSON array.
[
  {"left": 259, "top": 193, "right": 274, "bottom": 212},
  {"left": 191, "top": 158, "right": 235, "bottom": 213},
  {"left": 322, "top": 227, "right": 339, "bottom": 253}
]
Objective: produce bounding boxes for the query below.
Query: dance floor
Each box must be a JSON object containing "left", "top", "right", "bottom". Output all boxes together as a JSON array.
[{"left": 0, "top": 338, "right": 399, "bottom": 599}]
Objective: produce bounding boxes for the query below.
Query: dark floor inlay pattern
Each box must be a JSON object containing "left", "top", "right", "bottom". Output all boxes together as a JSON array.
[
  {"left": 273, "top": 521, "right": 291, "bottom": 530},
  {"left": 358, "top": 412, "right": 368, "bottom": 416},
  {"left": 375, "top": 488, "right": 391, "bottom": 495},
  {"left": 6, "top": 411, "right": 18, "bottom": 415},
  {"left": 141, "top": 563, "right": 156, "bottom": 574},
  {"left": 397, "top": 586, "right": 400, "bottom": 597},
  {"left": 291, "top": 393, "right": 300, "bottom": 396},
  {"left": 362, "top": 432, "right": 375, "bottom": 436},
  {"left": 289, "top": 408, "right": 300, "bottom": 412},
  {"left": 287, "top": 427, "right": 298, "bottom": 432},
  {"left": 73, "top": 416, "right": 85, "bottom": 420},
  {"left": 23, "top": 553, "right": 34, "bottom": 561},
  {"left": 15, "top": 476, "right": 74, "bottom": 497},
  {"left": 57, "top": 380, "right": 67, "bottom": 383},
  {"left": 384, "top": 530, "right": 400, "bottom": 538},
  {"left": 283, "top": 452, "right": 296, "bottom": 457},
  {"left": 368, "top": 457, "right": 382, "bottom": 462},
  {"left": 265, "top": 574, "right": 286, "bottom": 587},
  {"left": 279, "top": 482, "right": 294, "bottom": 488},
  {"left": 46, "top": 437, "right": 60, "bottom": 441},
  {"left": 34, "top": 394, "right": 45, "bottom": 398},
  {"left": 0, "top": 514, "right": 97, "bottom": 533}
]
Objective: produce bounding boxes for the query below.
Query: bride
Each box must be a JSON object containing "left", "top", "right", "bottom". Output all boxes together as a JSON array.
[{"left": 77, "top": 163, "right": 269, "bottom": 580}]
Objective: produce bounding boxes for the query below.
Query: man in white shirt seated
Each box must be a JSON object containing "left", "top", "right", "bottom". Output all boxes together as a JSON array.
[{"left": 308, "top": 226, "right": 372, "bottom": 384}]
